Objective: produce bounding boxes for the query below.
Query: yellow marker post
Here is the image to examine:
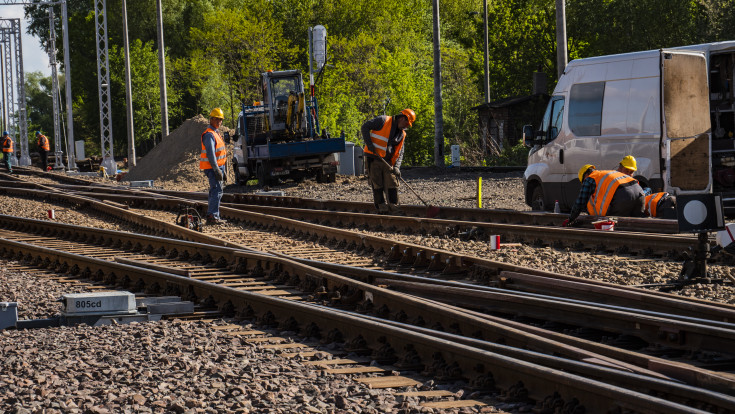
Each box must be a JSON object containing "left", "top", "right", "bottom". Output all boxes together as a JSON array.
[{"left": 477, "top": 177, "right": 482, "bottom": 208}]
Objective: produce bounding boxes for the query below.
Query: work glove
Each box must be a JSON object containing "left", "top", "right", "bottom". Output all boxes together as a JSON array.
[
  {"left": 562, "top": 219, "right": 578, "bottom": 227},
  {"left": 392, "top": 166, "right": 401, "bottom": 178},
  {"left": 213, "top": 168, "right": 224, "bottom": 182},
  {"left": 366, "top": 142, "right": 375, "bottom": 153}
]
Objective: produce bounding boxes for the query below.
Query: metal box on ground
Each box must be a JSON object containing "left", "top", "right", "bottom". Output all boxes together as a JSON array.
[
  {"left": 61, "top": 292, "right": 136, "bottom": 316},
  {"left": 0, "top": 302, "right": 18, "bottom": 330},
  {"left": 129, "top": 180, "right": 154, "bottom": 188}
]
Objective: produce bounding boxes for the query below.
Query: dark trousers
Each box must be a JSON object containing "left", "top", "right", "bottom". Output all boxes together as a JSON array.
[
  {"left": 3, "top": 152, "right": 11, "bottom": 172},
  {"left": 39, "top": 149, "right": 48, "bottom": 171}
]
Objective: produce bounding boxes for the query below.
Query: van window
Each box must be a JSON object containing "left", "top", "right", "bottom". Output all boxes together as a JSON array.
[
  {"left": 540, "top": 97, "right": 565, "bottom": 141},
  {"left": 569, "top": 82, "right": 605, "bottom": 136}
]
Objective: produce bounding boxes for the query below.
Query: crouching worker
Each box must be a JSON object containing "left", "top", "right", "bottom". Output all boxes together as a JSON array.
[
  {"left": 645, "top": 192, "right": 677, "bottom": 219},
  {"left": 563, "top": 164, "right": 646, "bottom": 227}
]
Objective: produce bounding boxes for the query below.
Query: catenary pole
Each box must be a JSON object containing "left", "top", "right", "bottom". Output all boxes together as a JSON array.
[
  {"left": 121, "top": 0, "right": 135, "bottom": 167},
  {"left": 431, "top": 0, "right": 444, "bottom": 167},
  {"left": 61, "top": 0, "right": 75, "bottom": 170},
  {"left": 155, "top": 0, "right": 168, "bottom": 139},
  {"left": 555, "top": 0, "right": 568, "bottom": 78}
]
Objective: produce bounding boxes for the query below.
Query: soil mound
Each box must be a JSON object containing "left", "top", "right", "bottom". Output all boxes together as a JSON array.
[{"left": 124, "top": 115, "right": 231, "bottom": 189}]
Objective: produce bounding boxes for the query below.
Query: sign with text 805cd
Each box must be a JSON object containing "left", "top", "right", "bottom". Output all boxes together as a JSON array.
[{"left": 62, "top": 292, "right": 136, "bottom": 316}]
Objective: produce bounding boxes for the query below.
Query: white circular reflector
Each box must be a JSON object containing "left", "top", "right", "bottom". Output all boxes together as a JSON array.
[{"left": 683, "top": 200, "right": 707, "bottom": 225}]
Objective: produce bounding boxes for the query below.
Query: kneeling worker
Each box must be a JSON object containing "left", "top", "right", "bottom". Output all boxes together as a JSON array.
[
  {"left": 645, "top": 192, "right": 677, "bottom": 219},
  {"left": 564, "top": 164, "right": 646, "bottom": 226},
  {"left": 361, "top": 108, "right": 416, "bottom": 214}
]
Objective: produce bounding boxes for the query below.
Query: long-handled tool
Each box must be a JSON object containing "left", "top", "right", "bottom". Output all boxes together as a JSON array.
[{"left": 378, "top": 157, "right": 440, "bottom": 218}]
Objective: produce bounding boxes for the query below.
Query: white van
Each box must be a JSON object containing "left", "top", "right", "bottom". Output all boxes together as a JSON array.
[{"left": 523, "top": 41, "right": 735, "bottom": 215}]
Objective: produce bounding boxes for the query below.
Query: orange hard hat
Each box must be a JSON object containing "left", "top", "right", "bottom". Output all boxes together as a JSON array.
[{"left": 400, "top": 108, "right": 416, "bottom": 126}]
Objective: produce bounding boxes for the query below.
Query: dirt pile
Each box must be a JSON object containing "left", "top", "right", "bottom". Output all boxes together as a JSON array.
[{"left": 124, "top": 115, "right": 231, "bottom": 190}]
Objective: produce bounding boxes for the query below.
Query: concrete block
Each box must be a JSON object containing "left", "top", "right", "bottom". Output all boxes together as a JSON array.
[
  {"left": 146, "top": 301, "right": 195, "bottom": 315},
  {"left": 0, "top": 302, "right": 18, "bottom": 330}
]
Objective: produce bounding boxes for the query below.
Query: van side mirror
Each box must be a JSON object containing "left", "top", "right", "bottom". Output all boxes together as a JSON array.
[{"left": 523, "top": 125, "right": 535, "bottom": 147}]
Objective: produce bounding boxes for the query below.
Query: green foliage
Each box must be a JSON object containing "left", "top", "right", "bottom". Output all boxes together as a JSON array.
[
  {"left": 486, "top": 139, "right": 529, "bottom": 166},
  {"left": 20, "top": 0, "right": 735, "bottom": 166}
]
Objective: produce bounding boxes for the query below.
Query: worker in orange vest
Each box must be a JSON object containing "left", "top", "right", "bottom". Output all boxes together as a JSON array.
[
  {"left": 644, "top": 192, "right": 677, "bottom": 219},
  {"left": 36, "top": 131, "right": 50, "bottom": 172},
  {"left": 2, "top": 131, "right": 13, "bottom": 174},
  {"left": 563, "top": 164, "right": 646, "bottom": 226},
  {"left": 361, "top": 108, "right": 416, "bottom": 214},
  {"left": 200, "top": 108, "right": 228, "bottom": 225}
]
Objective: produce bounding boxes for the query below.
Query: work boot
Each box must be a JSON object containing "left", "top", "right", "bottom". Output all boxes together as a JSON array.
[
  {"left": 377, "top": 204, "right": 389, "bottom": 215},
  {"left": 206, "top": 214, "right": 227, "bottom": 225},
  {"left": 387, "top": 203, "right": 404, "bottom": 215}
]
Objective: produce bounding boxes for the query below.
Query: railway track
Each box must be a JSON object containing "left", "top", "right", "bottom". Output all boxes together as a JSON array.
[
  {"left": 0, "top": 175, "right": 711, "bottom": 260},
  {"left": 1, "top": 220, "right": 735, "bottom": 412}
]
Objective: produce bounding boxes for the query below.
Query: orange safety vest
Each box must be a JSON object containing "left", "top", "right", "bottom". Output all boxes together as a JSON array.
[
  {"left": 2, "top": 136, "right": 13, "bottom": 153},
  {"left": 644, "top": 192, "right": 668, "bottom": 218},
  {"left": 37, "top": 134, "right": 50, "bottom": 151},
  {"left": 199, "top": 127, "right": 227, "bottom": 170},
  {"left": 586, "top": 170, "right": 638, "bottom": 216},
  {"left": 363, "top": 116, "right": 405, "bottom": 166}
]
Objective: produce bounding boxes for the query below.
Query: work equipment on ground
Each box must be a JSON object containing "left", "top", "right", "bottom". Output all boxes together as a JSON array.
[
  {"left": 378, "top": 157, "right": 440, "bottom": 218},
  {"left": 176, "top": 206, "right": 203, "bottom": 232}
]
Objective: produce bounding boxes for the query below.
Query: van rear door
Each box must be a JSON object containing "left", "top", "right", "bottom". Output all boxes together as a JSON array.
[{"left": 661, "top": 50, "right": 711, "bottom": 194}]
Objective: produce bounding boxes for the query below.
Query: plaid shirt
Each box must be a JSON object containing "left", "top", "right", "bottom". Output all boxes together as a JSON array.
[{"left": 569, "top": 177, "right": 597, "bottom": 221}]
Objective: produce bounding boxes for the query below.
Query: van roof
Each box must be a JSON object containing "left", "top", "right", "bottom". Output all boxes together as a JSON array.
[{"left": 566, "top": 40, "right": 735, "bottom": 70}]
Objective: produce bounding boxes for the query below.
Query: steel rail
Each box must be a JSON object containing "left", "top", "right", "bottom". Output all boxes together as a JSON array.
[
  {"left": 42, "top": 188, "right": 697, "bottom": 257},
  {"left": 1, "top": 214, "right": 733, "bottom": 395},
  {"left": 6, "top": 168, "right": 682, "bottom": 234},
  {"left": 0, "top": 236, "right": 730, "bottom": 413},
  {"left": 0, "top": 182, "right": 731, "bottom": 318}
]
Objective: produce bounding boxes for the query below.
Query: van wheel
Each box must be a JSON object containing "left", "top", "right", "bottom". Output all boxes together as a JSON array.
[{"left": 531, "top": 186, "right": 545, "bottom": 211}]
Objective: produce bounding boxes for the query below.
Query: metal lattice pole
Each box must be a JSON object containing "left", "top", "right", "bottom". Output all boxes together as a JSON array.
[
  {"left": 49, "top": 9, "right": 62, "bottom": 168},
  {"left": 12, "top": 19, "right": 29, "bottom": 166},
  {"left": 94, "top": 0, "right": 115, "bottom": 174},
  {"left": 1, "top": 30, "right": 15, "bottom": 145},
  {"left": 0, "top": 38, "right": 6, "bottom": 133}
]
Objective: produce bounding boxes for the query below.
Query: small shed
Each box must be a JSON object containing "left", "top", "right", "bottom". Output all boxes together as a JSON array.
[{"left": 472, "top": 93, "right": 549, "bottom": 157}]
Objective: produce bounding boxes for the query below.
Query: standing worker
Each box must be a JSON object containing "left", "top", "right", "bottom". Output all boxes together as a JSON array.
[
  {"left": 361, "top": 108, "right": 416, "bottom": 214},
  {"left": 36, "top": 131, "right": 50, "bottom": 172},
  {"left": 2, "top": 131, "right": 13, "bottom": 174},
  {"left": 200, "top": 108, "right": 228, "bottom": 225},
  {"left": 563, "top": 164, "right": 646, "bottom": 226}
]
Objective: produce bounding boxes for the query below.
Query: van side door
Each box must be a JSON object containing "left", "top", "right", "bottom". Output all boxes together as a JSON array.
[
  {"left": 661, "top": 50, "right": 711, "bottom": 195},
  {"left": 561, "top": 81, "right": 606, "bottom": 206}
]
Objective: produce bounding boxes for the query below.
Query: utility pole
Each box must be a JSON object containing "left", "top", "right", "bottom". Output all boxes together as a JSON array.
[
  {"left": 432, "top": 0, "right": 444, "bottom": 167},
  {"left": 61, "top": 0, "right": 76, "bottom": 170},
  {"left": 122, "top": 0, "right": 135, "bottom": 167},
  {"left": 49, "top": 9, "right": 62, "bottom": 169},
  {"left": 555, "top": 0, "right": 568, "bottom": 79},
  {"left": 483, "top": 0, "right": 490, "bottom": 103},
  {"left": 155, "top": 0, "right": 169, "bottom": 138}
]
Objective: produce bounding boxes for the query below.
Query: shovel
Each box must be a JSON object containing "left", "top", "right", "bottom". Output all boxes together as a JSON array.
[{"left": 378, "top": 157, "right": 440, "bottom": 218}]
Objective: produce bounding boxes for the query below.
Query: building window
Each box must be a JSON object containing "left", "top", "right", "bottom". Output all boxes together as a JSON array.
[{"left": 569, "top": 82, "right": 605, "bottom": 136}]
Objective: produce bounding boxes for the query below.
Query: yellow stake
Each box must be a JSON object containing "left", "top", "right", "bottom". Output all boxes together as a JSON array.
[{"left": 477, "top": 177, "right": 482, "bottom": 208}]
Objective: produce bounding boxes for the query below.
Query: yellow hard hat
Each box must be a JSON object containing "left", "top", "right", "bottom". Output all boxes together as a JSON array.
[
  {"left": 578, "top": 164, "right": 595, "bottom": 182},
  {"left": 400, "top": 108, "right": 416, "bottom": 126},
  {"left": 620, "top": 155, "right": 637, "bottom": 172},
  {"left": 209, "top": 108, "right": 224, "bottom": 119}
]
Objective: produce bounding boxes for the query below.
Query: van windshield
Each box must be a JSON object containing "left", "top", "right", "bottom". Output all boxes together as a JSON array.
[{"left": 540, "top": 97, "right": 565, "bottom": 142}]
